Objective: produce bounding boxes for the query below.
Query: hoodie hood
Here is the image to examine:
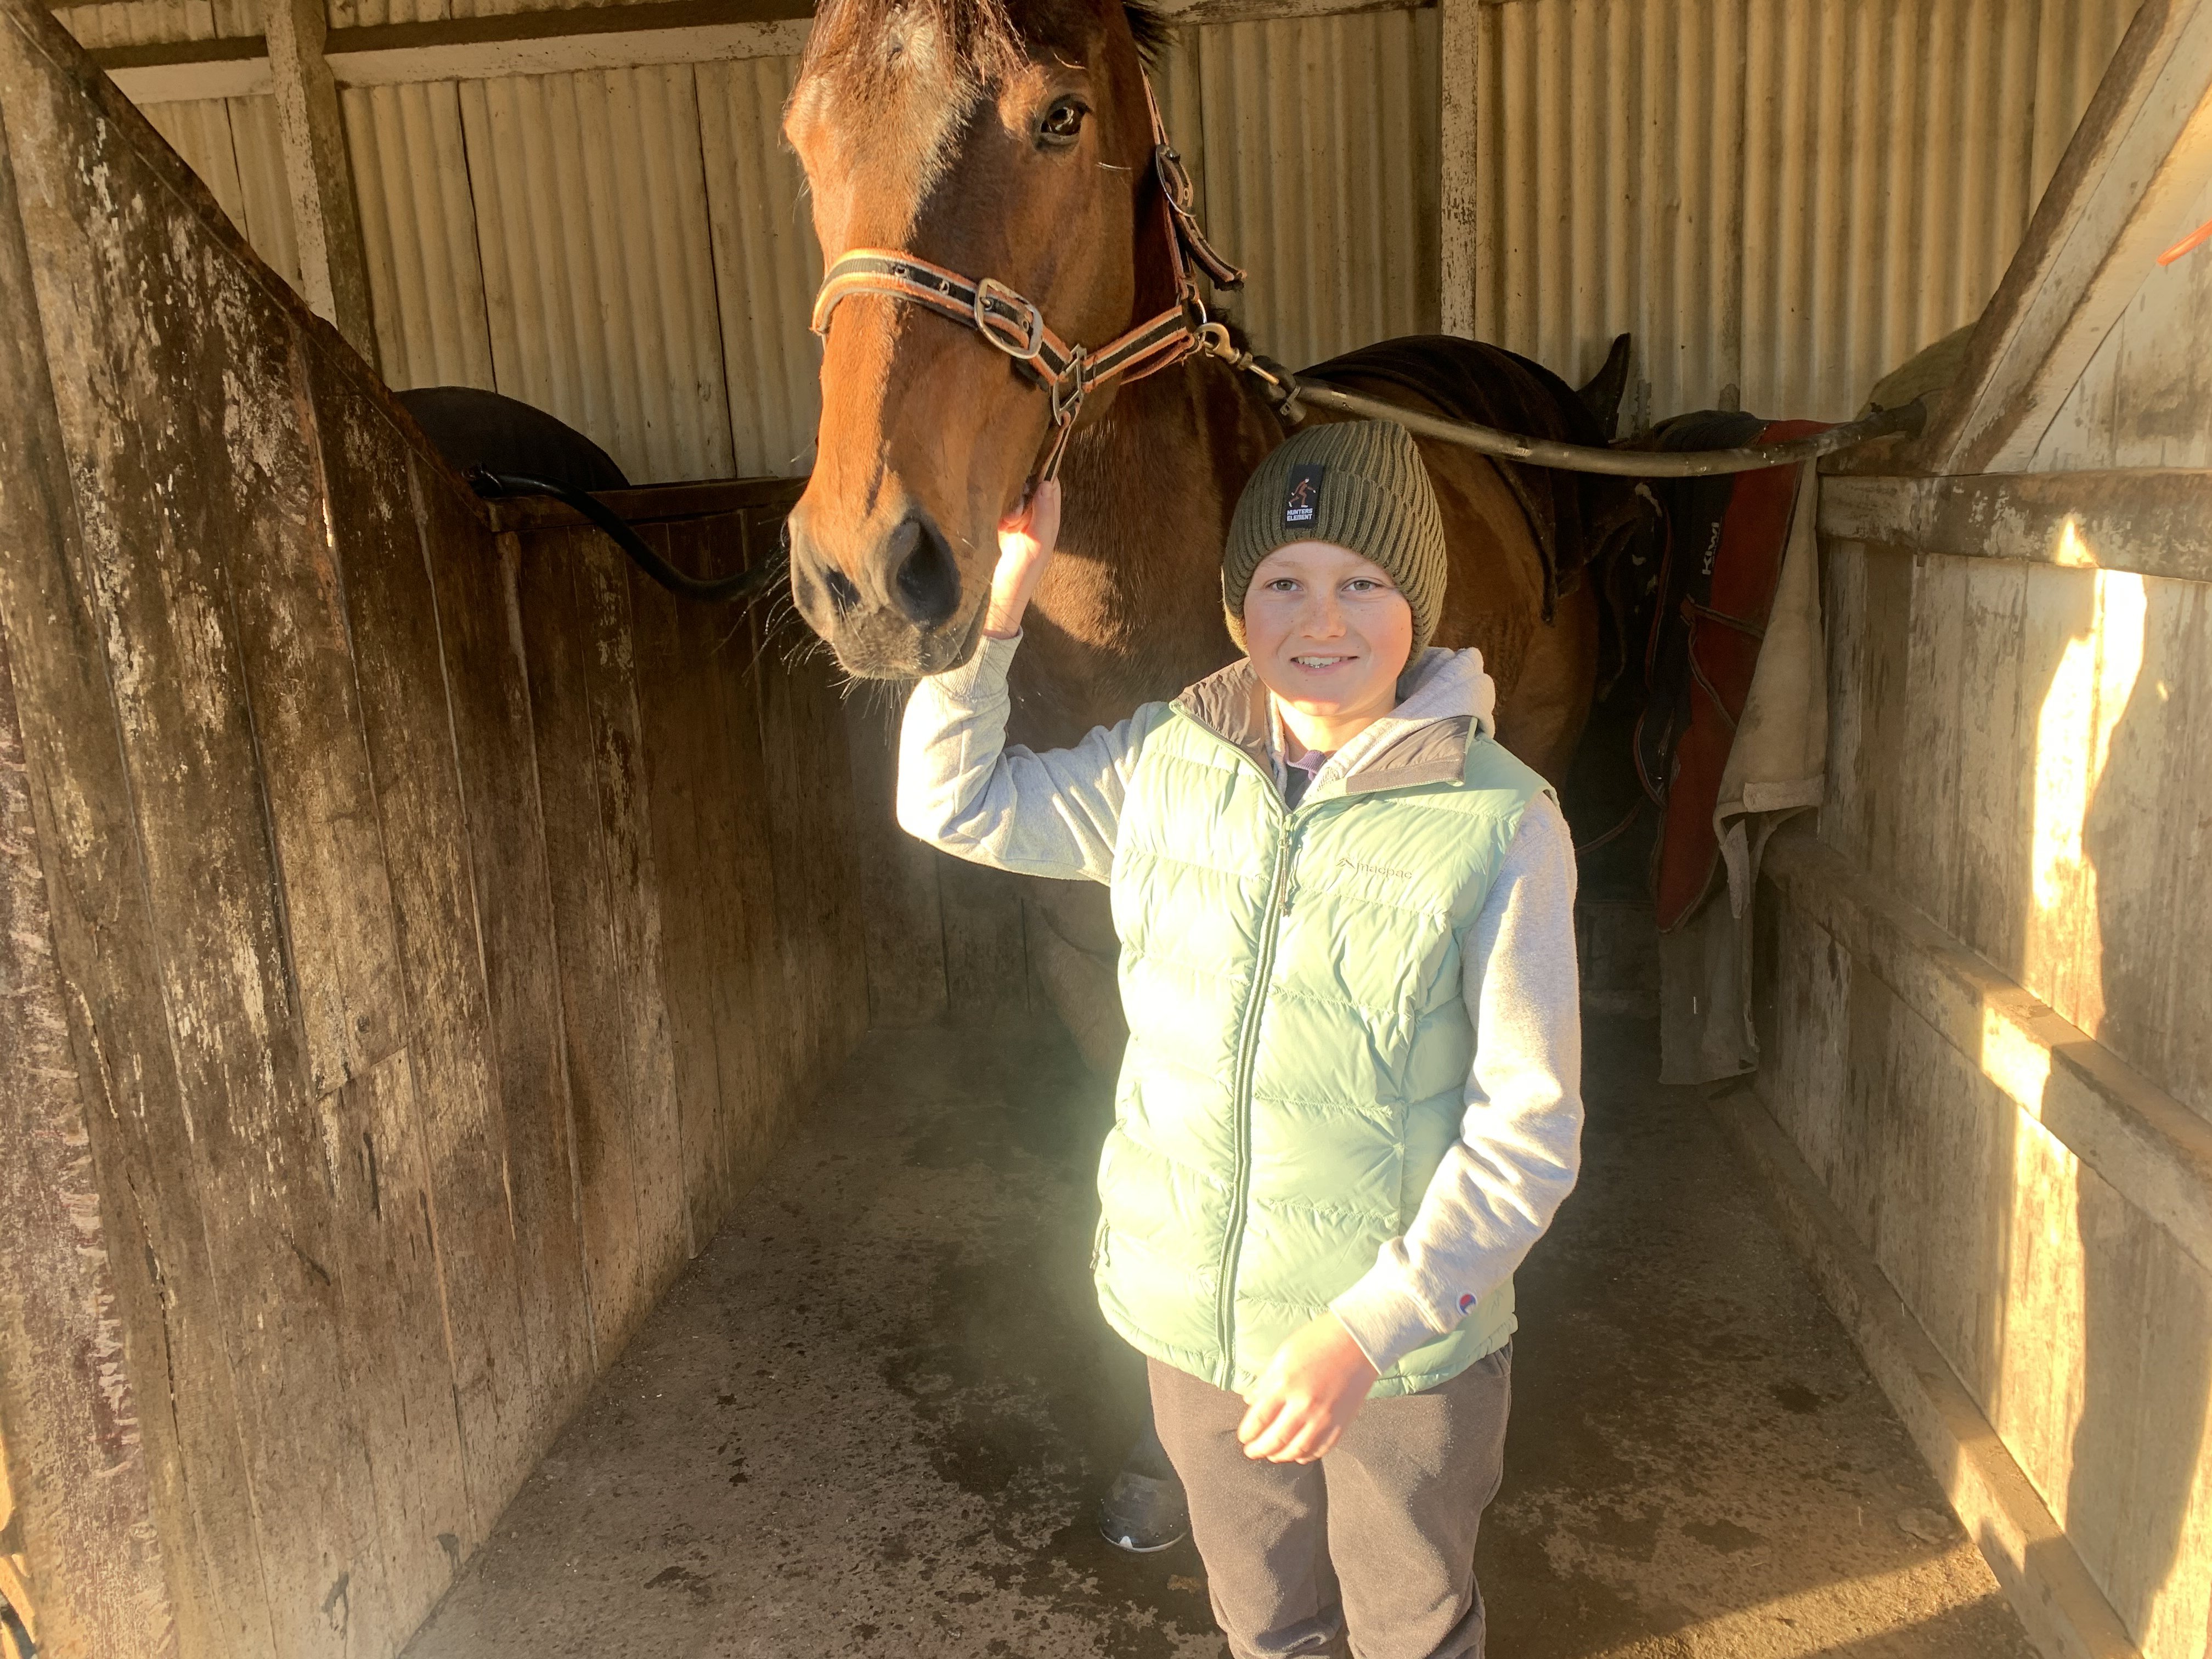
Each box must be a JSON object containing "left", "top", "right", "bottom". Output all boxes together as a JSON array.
[{"left": 1171, "top": 647, "right": 1499, "bottom": 802}]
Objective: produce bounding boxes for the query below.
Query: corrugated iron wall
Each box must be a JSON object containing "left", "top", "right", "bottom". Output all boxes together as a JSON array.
[
  {"left": 63, "top": 0, "right": 2140, "bottom": 477},
  {"left": 1154, "top": 9, "right": 1444, "bottom": 375},
  {"left": 1467, "top": 0, "right": 2141, "bottom": 424}
]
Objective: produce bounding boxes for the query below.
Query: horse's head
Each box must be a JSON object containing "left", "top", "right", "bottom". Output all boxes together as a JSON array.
[{"left": 784, "top": 0, "right": 1174, "bottom": 676}]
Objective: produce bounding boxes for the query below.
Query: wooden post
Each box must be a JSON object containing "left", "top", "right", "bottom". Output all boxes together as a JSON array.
[
  {"left": 1438, "top": 0, "right": 1480, "bottom": 340},
  {"left": 263, "top": 0, "right": 377, "bottom": 367}
]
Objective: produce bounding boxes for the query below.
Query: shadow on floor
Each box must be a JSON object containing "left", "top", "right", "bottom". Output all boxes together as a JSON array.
[{"left": 402, "top": 1015, "right": 2035, "bottom": 1659}]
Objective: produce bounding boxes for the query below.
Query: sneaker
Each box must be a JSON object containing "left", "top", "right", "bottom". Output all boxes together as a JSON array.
[{"left": 1097, "top": 1468, "right": 1190, "bottom": 1553}]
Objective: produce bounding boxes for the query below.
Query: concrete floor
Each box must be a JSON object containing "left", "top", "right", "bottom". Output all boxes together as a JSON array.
[{"left": 400, "top": 1016, "right": 2038, "bottom": 1659}]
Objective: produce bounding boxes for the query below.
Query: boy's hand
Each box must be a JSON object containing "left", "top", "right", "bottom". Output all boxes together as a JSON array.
[
  {"left": 1237, "top": 1314, "right": 1379, "bottom": 1464},
  {"left": 983, "top": 478, "right": 1061, "bottom": 639}
]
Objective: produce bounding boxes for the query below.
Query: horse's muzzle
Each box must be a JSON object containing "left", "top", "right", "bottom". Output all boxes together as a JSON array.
[{"left": 788, "top": 507, "right": 973, "bottom": 678}]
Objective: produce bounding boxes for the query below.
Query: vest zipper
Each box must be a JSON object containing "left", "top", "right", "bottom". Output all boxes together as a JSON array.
[{"left": 1214, "top": 812, "right": 1299, "bottom": 1380}]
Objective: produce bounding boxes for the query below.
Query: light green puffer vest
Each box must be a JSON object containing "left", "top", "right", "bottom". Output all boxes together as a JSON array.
[{"left": 1094, "top": 662, "right": 1546, "bottom": 1398}]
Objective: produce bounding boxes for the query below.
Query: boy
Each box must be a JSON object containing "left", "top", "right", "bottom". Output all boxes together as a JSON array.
[{"left": 898, "top": 420, "right": 1583, "bottom": 1659}]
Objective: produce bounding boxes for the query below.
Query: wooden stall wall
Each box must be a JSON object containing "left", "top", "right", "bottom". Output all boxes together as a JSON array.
[
  {"left": 0, "top": 3, "right": 866, "bottom": 1654},
  {"left": 1725, "top": 18, "right": 2212, "bottom": 1655}
]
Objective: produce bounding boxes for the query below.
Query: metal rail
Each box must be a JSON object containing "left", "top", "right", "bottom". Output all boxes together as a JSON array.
[{"left": 1291, "top": 383, "right": 1928, "bottom": 476}]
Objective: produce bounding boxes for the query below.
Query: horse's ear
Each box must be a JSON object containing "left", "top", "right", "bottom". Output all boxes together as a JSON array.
[{"left": 1124, "top": 1, "right": 1172, "bottom": 63}]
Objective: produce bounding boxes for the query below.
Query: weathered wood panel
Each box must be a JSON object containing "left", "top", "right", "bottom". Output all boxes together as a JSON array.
[
  {"left": 517, "top": 528, "right": 652, "bottom": 1357},
  {"left": 1762, "top": 484, "right": 2212, "bottom": 1659},
  {"left": 0, "top": 6, "right": 879, "bottom": 1652}
]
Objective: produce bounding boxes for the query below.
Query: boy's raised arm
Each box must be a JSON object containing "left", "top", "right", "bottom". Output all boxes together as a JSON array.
[{"left": 896, "top": 633, "right": 1150, "bottom": 883}]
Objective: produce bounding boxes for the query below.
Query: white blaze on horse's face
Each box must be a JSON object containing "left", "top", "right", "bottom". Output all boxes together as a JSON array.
[
  {"left": 781, "top": 0, "right": 1152, "bottom": 678},
  {"left": 1242, "top": 541, "right": 1417, "bottom": 752}
]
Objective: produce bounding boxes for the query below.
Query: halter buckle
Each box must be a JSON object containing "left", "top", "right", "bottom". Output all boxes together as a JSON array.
[{"left": 974, "top": 278, "right": 1047, "bottom": 362}]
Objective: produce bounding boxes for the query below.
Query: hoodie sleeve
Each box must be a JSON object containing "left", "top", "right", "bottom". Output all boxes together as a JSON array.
[
  {"left": 1328, "top": 790, "right": 1584, "bottom": 1375},
  {"left": 896, "top": 631, "right": 1151, "bottom": 884}
]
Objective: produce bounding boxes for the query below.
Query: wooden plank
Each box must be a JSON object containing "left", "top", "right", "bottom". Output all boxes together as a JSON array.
[
  {"left": 627, "top": 540, "right": 741, "bottom": 1244},
  {"left": 1894, "top": 552, "right": 1968, "bottom": 933},
  {"left": 225, "top": 340, "right": 405, "bottom": 1099},
  {"left": 318, "top": 1054, "right": 475, "bottom": 1649},
  {"left": 419, "top": 494, "right": 597, "bottom": 1448},
  {"left": 305, "top": 356, "right": 490, "bottom": 1613},
  {"left": 2019, "top": 561, "right": 2102, "bottom": 1029},
  {"left": 1954, "top": 557, "right": 2031, "bottom": 983},
  {"left": 341, "top": 439, "right": 533, "bottom": 1543},
  {"left": 676, "top": 522, "right": 800, "bottom": 1212},
  {"left": 572, "top": 532, "right": 691, "bottom": 1286},
  {"left": 842, "top": 694, "right": 949, "bottom": 1028},
  {"left": 669, "top": 518, "right": 786, "bottom": 1207},
  {"left": 2158, "top": 584, "right": 2212, "bottom": 1127},
  {"left": 514, "top": 528, "right": 652, "bottom": 1351},
  {"left": 1852, "top": 545, "right": 1916, "bottom": 888},
  {"left": 0, "top": 540, "right": 178, "bottom": 1659},
  {"left": 262, "top": 0, "right": 374, "bottom": 362},
  {"left": 1912, "top": 0, "right": 2212, "bottom": 473},
  {"left": 1437, "top": 0, "right": 1479, "bottom": 341},
  {"left": 749, "top": 549, "right": 868, "bottom": 1107},
  {"left": 0, "top": 57, "right": 269, "bottom": 1658},
  {"left": 1815, "top": 537, "right": 1869, "bottom": 870},
  {"left": 1819, "top": 471, "right": 2212, "bottom": 588},
  {"left": 1, "top": 15, "right": 420, "bottom": 1645}
]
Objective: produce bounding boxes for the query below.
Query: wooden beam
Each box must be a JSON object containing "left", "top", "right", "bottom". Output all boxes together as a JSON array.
[
  {"left": 1437, "top": 0, "right": 1479, "bottom": 338},
  {"left": 1914, "top": 0, "right": 2212, "bottom": 474},
  {"left": 262, "top": 0, "right": 375, "bottom": 364},
  {"left": 95, "top": 0, "right": 1425, "bottom": 100},
  {"left": 1819, "top": 469, "right": 2212, "bottom": 585}
]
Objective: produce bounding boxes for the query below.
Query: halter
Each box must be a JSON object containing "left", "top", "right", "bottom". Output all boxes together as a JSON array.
[{"left": 809, "top": 73, "right": 1246, "bottom": 482}]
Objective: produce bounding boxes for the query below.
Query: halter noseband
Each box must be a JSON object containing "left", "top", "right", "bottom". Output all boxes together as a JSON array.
[{"left": 808, "top": 73, "right": 1246, "bottom": 483}]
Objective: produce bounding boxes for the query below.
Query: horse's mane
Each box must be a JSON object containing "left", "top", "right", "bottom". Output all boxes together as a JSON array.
[{"left": 803, "top": 0, "right": 1169, "bottom": 92}]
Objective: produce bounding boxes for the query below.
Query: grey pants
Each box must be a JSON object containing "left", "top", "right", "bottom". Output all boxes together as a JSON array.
[{"left": 1148, "top": 1345, "right": 1511, "bottom": 1659}]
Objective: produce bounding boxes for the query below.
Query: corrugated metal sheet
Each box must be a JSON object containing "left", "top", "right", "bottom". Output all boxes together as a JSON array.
[
  {"left": 1154, "top": 9, "right": 1442, "bottom": 374},
  {"left": 343, "top": 82, "right": 496, "bottom": 388},
  {"left": 696, "top": 55, "right": 824, "bottom": 478},
  {"left": 1467, "top": 0, "right": 2140, "bottom": 424},
  {"left": 458, "top": 65, "right": 736, "bottom": 484}
]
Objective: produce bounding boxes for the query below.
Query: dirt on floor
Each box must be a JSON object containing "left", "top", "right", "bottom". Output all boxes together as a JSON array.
[{"left": 399, "top": 1014, "right": 2038, "bottom": 1659}]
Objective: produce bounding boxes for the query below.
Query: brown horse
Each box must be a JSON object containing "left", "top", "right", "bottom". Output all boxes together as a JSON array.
[{"left": 782, "top": 0, "right": 1626, "bottom": 1059}]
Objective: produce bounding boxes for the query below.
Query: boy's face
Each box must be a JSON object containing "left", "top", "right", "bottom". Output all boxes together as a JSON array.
[{"left": 1242, "top": 541, "right": 1415, "bottom": 732}]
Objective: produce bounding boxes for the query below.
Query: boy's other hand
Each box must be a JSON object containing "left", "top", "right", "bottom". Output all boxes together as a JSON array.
[
  {"left": 1237, "top": 1314, "right": 1379, "bottom": 1463},
  {"left": 983, "top": 478, "right": 1062, "bottom": 639}
]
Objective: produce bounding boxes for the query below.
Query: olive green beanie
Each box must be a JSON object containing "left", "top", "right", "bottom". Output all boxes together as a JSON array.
[{"left": 1221, "top": 419, "right": 1447, "bottom": 656}]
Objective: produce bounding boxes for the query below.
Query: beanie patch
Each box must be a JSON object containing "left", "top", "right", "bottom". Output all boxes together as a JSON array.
[{"left": 1283, "top": 464, "right": 1323, "bottom": 529}]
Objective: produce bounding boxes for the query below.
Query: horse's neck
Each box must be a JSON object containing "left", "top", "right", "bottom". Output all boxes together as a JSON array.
[{"left": 1008, "top": 357, "right": 1282, "bottom": 749}]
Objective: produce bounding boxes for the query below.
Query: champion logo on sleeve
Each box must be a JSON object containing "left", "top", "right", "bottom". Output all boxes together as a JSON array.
[{"left": 1457, "top": 1293, "right": 1477, "bottom": 1315}]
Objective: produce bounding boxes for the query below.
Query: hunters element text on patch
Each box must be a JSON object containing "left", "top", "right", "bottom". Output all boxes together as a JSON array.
[{"left": 1283, "top": 464, "right": 1324, "bottom": 528}]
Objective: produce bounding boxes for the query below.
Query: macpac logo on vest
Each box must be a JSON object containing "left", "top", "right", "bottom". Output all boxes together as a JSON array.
[{"left": 1283, "top": 464, "right": 1323, "bottom": 527}]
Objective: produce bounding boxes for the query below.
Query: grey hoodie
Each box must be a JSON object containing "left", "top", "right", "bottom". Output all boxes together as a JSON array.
[{"left": 899, "top": 637, "right": 1584, "bottom": 1379}]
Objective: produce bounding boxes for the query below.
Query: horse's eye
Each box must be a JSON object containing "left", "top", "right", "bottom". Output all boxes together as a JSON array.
[{"left": 1040, "top": 99, "right": 1087, "bottom": 145}]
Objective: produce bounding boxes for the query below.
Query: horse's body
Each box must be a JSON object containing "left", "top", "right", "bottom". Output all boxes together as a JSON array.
[{"left": 782, "top": 0, "right": 1624, "bottom": 1059}]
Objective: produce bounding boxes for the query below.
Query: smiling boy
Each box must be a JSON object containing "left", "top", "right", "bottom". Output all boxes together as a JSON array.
[{"left": 897, "top": 420, "right": 1584, "bottom": 1659}]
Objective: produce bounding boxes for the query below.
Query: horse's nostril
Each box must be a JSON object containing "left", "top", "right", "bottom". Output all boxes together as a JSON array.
[
  {"left": 822, "top": 565, "right": 861, "bottom": 613},
  {"left": 893, "top": 516, "right": 960, "bottom": 628}
]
